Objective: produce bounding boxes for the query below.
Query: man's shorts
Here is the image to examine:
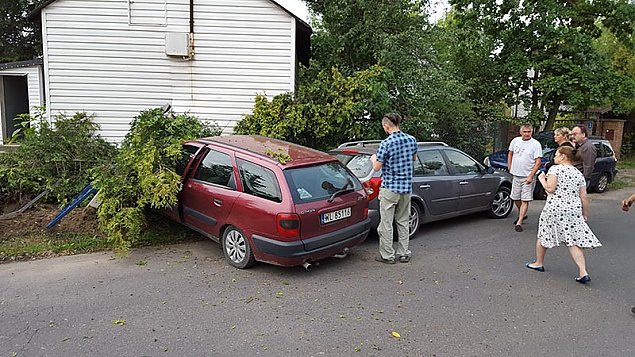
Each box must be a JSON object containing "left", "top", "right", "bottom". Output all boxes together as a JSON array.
[{"left": 511, "top": 176, "right": 535, "bottom": 201}]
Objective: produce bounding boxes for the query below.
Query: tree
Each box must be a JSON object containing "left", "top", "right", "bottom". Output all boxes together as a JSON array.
[
  {"left": 450, "top": 0, "right": 635, "bottom": 129},
  {"left": 297, "top": 0, "right": 484, "bottom": 154},
  {"left": 0, "top": 0, "right": 42, "bottom": 62},
  {"left": 593, "top": 25, "right": 635, "bottom": 115}
]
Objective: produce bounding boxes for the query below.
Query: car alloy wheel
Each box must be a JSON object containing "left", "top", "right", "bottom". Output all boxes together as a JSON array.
[
  {"left": 595, "top": 173, "right": 609, "bottom": 193},
  {"left": 409, "top": 203, "right": 421, "bottom": 238},
  {"left": 489, "top": 186, "right": 513, "bottom": 218},
  {"left": 222, "top": 226, "right": 256, "bottom": 269}
]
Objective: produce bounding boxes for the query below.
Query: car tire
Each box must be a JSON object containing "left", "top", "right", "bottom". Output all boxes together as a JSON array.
[
  {"left": 409, "top": 202, "right": 422, "bottom": 238},
  {"left": 594, "top": 173, "right": 609, "bottom": 193},
  {"left": 222, "top": 226, "right": 256, "bottom": 269},
  {"left": 488, "top": 186, "right": 513, "bottom": 218}
]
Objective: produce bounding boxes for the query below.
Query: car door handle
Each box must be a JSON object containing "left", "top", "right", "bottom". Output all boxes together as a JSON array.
[
  {"left": 419, "top": 184, "right": 431, "bottom": 189},
  {"left": 213, "top": 198, "right": 223, "bottom": 206},
  {"left": 459, "top": 181, "right": 469, "bottom": 185}
]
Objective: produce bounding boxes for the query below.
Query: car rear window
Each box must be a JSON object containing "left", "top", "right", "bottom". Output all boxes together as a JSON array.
[
  {"left": 284, "top": 161, "right": 363, "bottom": 203},
  {"left": 332, "top": 153, "right": 374, "bottom": 178}
]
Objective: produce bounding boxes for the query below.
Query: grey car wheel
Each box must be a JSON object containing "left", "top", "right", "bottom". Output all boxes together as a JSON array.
[
  {"left": 222, "top": 226, "right": 256, "bottom": 269},
  {"left": 409, "top": 202, "right": 421, "bottom": 238},
  {"left": 595, "top": 173, "right": 609, "bottom": 193},
  {"left": 488, "top": 186, "right": 513, "bottom": 218}
]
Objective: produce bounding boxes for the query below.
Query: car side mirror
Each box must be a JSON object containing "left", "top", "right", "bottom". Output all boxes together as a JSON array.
[{"left": 485, "top": 166, "right": 495, "bottom": 174}]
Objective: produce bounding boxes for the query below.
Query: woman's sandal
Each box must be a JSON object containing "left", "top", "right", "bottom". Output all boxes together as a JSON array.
[
  {"left": 525, "top": 263, "right": 545, "bottom": 272},
  {"left": 575, "top": 275, "right": 591, "bottom": 284}
]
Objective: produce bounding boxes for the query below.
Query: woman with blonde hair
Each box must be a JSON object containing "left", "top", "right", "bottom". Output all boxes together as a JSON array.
[
  {"left": 553, "top": 127, "right": 573, "bottom": 147},
  {"left": 545, "top": 127, "right": 574, "bottom": 172},
  {"left": 525, "top": 146, "right": 601, "bottom": 284}
]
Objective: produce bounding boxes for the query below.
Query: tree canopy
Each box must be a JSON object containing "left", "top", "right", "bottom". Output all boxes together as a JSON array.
[
  {"left": 449, "top": 0, "right": 635, "bottom": 129},
  {"left": 0, "top": 0, "right": 42, "bottom": 62}
]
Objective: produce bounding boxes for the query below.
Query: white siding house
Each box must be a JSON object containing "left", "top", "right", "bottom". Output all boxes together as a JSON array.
[
  {"left": 0, "top": 60, "right": 45, "bottom": 144},
  {"left": 32, "top": 0, "right": 311, "bottom": 143}
]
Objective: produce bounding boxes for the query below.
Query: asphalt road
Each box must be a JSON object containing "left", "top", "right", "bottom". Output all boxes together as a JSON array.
[{"left": 1, "top": 188, "right": 634, "bottom": 357}]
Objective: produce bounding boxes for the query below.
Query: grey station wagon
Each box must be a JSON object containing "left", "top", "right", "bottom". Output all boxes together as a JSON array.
[{"left": 330, "top": 141, "right": 514, "bottom": 237}]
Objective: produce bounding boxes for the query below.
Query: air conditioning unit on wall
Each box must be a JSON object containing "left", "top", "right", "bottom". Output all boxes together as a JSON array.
[{"left": 165, "top": 32, "right": 192, "bottom": 58}]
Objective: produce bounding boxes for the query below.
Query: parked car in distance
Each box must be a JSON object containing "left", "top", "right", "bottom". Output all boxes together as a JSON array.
[
  {"left": 162, "top": 135, "right": 370, "bottom": 270},
  {"left": 329, "top": 140, "right": 514, "bottom": 238},
  {"left": 483, "top": 133, "right": 618, "bottom": 197}
]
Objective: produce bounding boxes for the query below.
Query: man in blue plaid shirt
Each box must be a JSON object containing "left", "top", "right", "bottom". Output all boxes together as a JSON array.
[{"left": 370, "top": 113, "right": 418, "bottom": 264}]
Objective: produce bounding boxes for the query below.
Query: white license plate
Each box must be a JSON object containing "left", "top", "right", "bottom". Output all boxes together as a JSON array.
[{"left": 321, "top": 207, "right": 352, "bottom": 224}]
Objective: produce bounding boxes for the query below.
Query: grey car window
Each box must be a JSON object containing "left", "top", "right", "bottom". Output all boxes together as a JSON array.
[
  {"left": 445, "top": 150, "right": 479, "bottom": 174},
  {"left": 416, "top": 150, "right": 449, "bottom": 176}
]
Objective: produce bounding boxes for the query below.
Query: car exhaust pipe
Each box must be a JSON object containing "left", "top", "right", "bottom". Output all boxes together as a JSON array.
[
  {"left": 333, "top": 247, "right": 350, "bottom": 259},
  {"left": 302, "top": 261, "right": 313, "bottom": 271}
]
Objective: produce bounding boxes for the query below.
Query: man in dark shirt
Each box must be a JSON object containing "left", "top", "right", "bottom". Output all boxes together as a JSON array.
[{"left": 571, "top": 124, "right": 597, "bottom": 188}]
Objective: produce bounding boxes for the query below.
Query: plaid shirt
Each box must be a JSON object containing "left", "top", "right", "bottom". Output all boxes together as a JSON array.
[{"left": 376, "top": 131, "right": 418, "bottom": 194}]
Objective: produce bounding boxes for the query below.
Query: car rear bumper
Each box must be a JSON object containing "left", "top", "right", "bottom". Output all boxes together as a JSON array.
[{"left": 251, "top": 218, "right": 371, "bottom": 267}]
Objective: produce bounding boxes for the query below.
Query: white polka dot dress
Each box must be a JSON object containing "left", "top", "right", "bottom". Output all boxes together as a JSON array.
[{"left": 537, "top": 165, "right": 601, "bottom": 249}]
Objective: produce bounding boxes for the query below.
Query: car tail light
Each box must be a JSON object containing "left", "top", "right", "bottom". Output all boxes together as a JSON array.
[
  {"left": 363, "top": 207, "right": 369, "bottom": 218},
  {"left": 363, "top": 177, "right": 382, "bottom": 201},
  {"left": 277, "top": 213, "right": 300, "bottom": 239}
]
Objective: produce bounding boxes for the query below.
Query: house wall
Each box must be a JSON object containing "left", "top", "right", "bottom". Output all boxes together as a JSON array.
[
  {"left": 42, "top": 0, "right": 296, "bottom": 143},
  {"left": 0, "top": 65, "right": 44, "bottom": 144}
]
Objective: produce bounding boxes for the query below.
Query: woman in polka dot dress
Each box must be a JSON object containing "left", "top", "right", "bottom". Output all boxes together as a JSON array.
[{"left": 525, "top": 146, "right": 601, "bottom": 284}]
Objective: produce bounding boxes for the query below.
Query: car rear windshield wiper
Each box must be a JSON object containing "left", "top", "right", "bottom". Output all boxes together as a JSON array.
[{"left": 327, "top": 180, "right": 354, "bottom": 203}]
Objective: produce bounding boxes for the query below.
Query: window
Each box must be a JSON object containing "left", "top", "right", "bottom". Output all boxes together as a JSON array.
[
  {"left": 284, "top": 162, "right": 362, "bottom": 203},
  {"left": 194, "top": 150, "right": 236, "bottom": 189},
  {"left": 175, "top": 145, "right": 200, "bottom": 176},
  {"left": 594, "top": 142, "right": 613, "bottom": 158},
  {"left": 237, "top": 159, "right": 282, "bottom": 202},
  {"left": 444, "top": 150, "right": 479, "bottom": 174},
  {"left": 415, "top": 150, "right": 448, "bottom": 176},
  {"left": 335, "top": 153, "right": 374, "bottom": 178},
  {"left": 128, "top": 0, "right": 167, "bottom": 26}
]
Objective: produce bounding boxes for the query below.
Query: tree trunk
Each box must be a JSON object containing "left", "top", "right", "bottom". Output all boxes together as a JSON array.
[{"left": 544, "top": 98, "right": 562, "bottom": 130}]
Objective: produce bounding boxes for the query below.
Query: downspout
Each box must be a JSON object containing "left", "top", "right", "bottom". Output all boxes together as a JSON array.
[{"left": 189, "top": 0, "right": 194, "bottom": 58}]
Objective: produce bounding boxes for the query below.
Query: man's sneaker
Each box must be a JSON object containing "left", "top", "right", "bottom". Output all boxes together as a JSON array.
[{"left": 375, "top": 257, "right": 396, "bottom": 264}]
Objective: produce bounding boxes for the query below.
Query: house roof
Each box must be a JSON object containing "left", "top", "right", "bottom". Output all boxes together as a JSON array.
[
  {"left": 29, "top": 0, "right": 311, "bottom": 32},
  {"left": 0, "top": 58, "right": 43, "bottom": 70}
]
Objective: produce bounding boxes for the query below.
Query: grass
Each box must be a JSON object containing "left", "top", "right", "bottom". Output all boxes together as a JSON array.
[
  {"left": 608, "top": 180, "right": 631, "bottom": 191},
  {"left": 0, "top": 232, "right": 112, "bottom": 260},
  {"left": 617, "top": 155, "right": 635, "bottom": 170},
  {"left": 0, "top": 215, "right": 203, "bottom": 263}
]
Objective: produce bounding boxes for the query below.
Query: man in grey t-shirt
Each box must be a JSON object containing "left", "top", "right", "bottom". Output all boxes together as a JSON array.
[{"left": 507, "top": 124, "right": 542, "bottom": 232}]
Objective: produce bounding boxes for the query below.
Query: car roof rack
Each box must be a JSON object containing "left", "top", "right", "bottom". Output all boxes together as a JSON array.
[
  {"left": 417, "top": 141, "right": 448, "bottom": 146},
  {"left": 337, "top": 140, "right": 382, "bottom": 148}
]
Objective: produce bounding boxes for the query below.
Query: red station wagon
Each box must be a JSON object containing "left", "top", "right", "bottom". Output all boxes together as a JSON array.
[{"left": 162, "top": 135, "right": 370, "bottom": 269}]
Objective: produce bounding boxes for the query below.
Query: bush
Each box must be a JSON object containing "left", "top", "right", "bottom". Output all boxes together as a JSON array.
[
  {"left": 234, "top": 65, "right": 392, "bottom": 150},
  {"left": 0, "top": 108, "right": 116, "bottom": 205},
  {"left": 94, "top": 108, "right": 219, "bottom": 254}
]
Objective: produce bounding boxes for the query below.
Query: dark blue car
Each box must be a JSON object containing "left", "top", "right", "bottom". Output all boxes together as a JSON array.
[{"left": 483, "top": 136, "right": 618, "bottom": 198}]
